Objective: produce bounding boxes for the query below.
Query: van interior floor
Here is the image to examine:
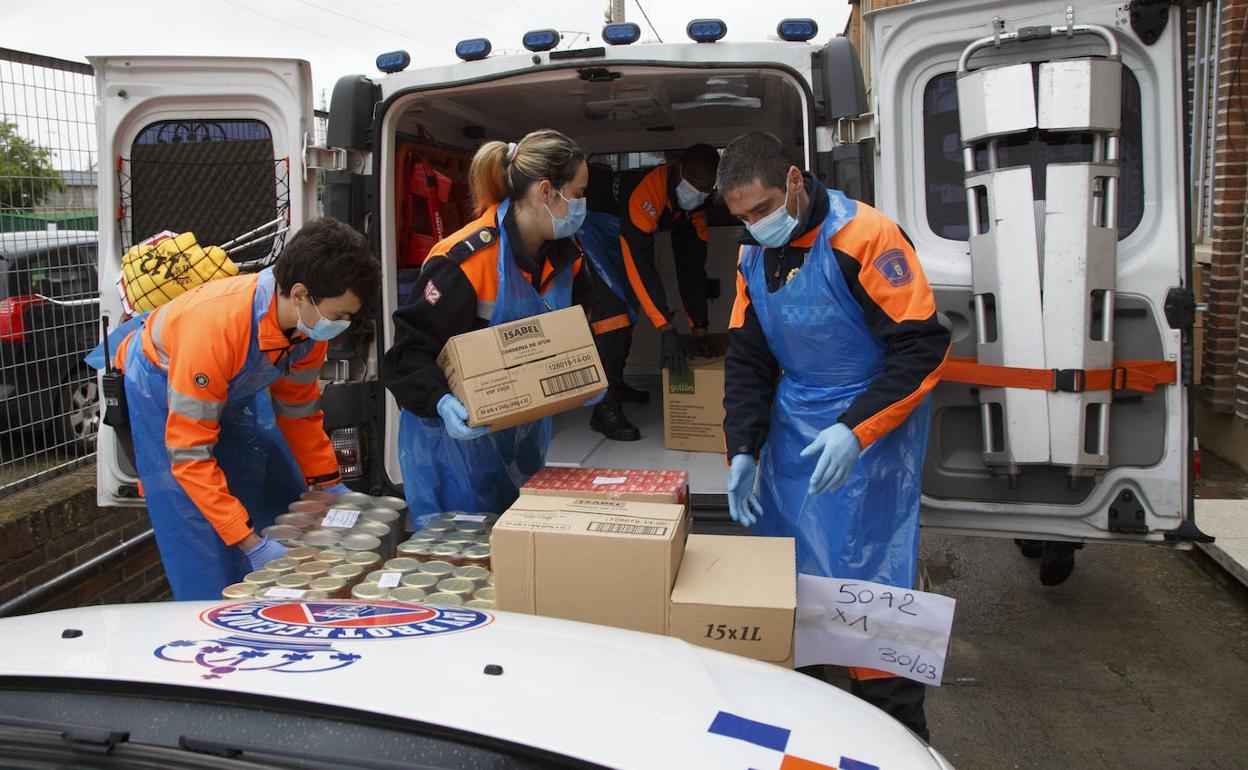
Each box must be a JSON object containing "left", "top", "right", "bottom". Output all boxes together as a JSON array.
[{"left": 546, "top": 376, "right": 728, "bottom": 497}]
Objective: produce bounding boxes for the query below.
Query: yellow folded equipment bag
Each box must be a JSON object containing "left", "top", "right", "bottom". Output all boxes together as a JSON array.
[{"left": 118, "top": 230, "right": 238, "bottom": 314}]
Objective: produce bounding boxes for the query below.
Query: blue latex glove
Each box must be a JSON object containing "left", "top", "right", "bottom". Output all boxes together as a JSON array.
[
  {"left": 437, "top": 393, "right": 489, "bottom": 441},
  {"left": 583, "top": 389, "right": 607, "bottom": 407},
  {"left": 726, "top": 453, "right": 763, "bottom": 527},
  {"left": 320, "top": 482, "right": 350, "bottom": 495},
  {"left": 244, "top": 536, "right": 288, "bottom": 571},
  {"left": 800, "top": 423, "right": 861, "bottom": 496}
]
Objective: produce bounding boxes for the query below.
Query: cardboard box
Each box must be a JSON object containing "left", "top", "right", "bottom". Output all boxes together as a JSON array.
[
  {"left": 492, "top": 494, "right": 690, "bottom": 634},
  {"left": 669, "top": 534, "right": 796, "bottom": 667},
  {"left": 521, "top": 467, "right": 689, "bottom": 505},
  {"left": 663, "top": 358, "right": 726, "bottom": 453},
  {"left": 438, "top": 306, "right": 605, "bottom": 432}
]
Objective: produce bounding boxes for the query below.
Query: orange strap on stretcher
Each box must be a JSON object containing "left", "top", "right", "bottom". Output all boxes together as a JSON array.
[{"left": 941, "top": 357, "right": 1178, "bottom": 394}]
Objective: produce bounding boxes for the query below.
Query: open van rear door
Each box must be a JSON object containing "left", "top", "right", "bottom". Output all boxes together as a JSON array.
[
  {"left": 865, "top": 1, "right": 1203, "bottom": 545},
  {"left": 90, "top": 56, "right": 317, "bottom": 506}
]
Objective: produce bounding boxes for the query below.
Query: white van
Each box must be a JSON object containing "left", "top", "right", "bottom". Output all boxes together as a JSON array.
[{"left": 91, "top": 0, "right": 1206, "bottom": 551}]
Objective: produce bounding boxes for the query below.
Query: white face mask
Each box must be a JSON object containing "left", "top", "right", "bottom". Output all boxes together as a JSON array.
[{"left": 675, "top": 178, "right": 710, "bottom": 211}]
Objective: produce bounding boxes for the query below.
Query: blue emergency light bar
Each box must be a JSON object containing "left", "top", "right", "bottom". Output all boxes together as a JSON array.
[
  {"left": 376, "top": 50, "right": 411, "bottom": 73},
  {"left": 777, "top": 18, "right": 818, "bottom": 42},
  {"left": 455, "top": 38, "right": 492, "bottom": 61},
  {"left": 523, "top": 29, "right": 560, "bottom": 52},
  {"left": 687, "top": 18, "right": 727, "bottom": 43},
  {"left": 603, "top": 22, "right": 641, "bottom": 45}
]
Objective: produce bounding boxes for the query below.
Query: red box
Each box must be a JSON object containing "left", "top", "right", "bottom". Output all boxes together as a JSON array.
[{"left": 521, "top": 467, "right": 689, "bottom": 505}]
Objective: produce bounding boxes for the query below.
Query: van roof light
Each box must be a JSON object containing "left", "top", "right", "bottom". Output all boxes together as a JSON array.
[
  {"left": 523, "top": 29, "right": 560, "bottom": 52},
  {"left": 455, "top": 38, "right": 492, "bottom": 61},
  {"left": 777, "top": 18, "right": 818, "bottom": 42},
  {"left": 686, "top": 19, "right": 727, "bottom": 43},
  {"left": 603, "top": 22, "right": 641, "bottom": 45},
  {"left": 376, "top": 50, "right": 411, "bottom": 73}
]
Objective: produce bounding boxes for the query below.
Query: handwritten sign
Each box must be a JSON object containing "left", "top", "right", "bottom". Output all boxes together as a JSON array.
[
  {"left": 322, "top": 508, "right": 361, "bottom": 528},
  {"left": 794, "top": 574, "right": 956, "bottom": 685}
]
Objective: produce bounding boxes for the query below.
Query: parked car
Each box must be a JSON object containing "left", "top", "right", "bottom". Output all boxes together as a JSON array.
[{"left": 0, "top": 230, "right": 100, "bottom": 453}]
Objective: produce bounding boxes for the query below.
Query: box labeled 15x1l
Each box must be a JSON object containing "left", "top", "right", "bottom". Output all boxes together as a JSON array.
[{"left": 437, "top": 306, "right": 605, "bottom": 432}]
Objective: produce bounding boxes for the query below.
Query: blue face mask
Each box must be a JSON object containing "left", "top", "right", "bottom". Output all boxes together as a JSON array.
[
  {"left": 746, "top": 184, "right": 799, "bottom": 248},
  {"left": 297, "top": 297, "right": 351, "bottom": 341},
  {"left": 546, "top": 189, "right": 587, "bottom": 240}
]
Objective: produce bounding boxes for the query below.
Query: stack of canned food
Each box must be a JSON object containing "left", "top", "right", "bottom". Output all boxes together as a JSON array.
[
  {"left": 353, "top": 512, "right": 497, "bottom": 608},
  {"left": 221, "top": 490, "right": 407, "bottom": 600}
]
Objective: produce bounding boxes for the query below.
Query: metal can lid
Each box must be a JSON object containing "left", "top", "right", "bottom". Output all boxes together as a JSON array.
[
  {"left": 400, "top": 573, "right": 439, "bottom": 589},
  {"left": 313, "top": 549, "right": 348, "bottom": 565},
  {"left": 424, "top": 592, "right": 464, "bottom": 606},
  {"left": 340, "top": 533, "right": 381, "bottom": 552},
  {"left": 382, "top": 557, "right": 422, "bottom": 573},
  {"left": 310, "top": 577, "right": 348, "bottom": 591},
  {"left": 263, "top": 524, "right": 306, "bottom": 541},
  {"left": 362, "top": 508, "right": 400, "bottom": 524},
  {"left": 285, "top": 546, "right": 319, "bottom": 562},
  {"left": 373, "top": 496, "right": 407, "bottom": 510},
  {"left": 418, "top": 560, "right": 455, "bottom": 576},
  {"left": 300, "top": 529, "right": 343, "bottom": 548},
  {"left": 352, "top": 583, "right": 389, "bottom": 600},
  {"left": 436, "top": 577, "right": 477, "bottom": 595},
  {"left": 243, "top": 570, "right": 280, "bottom": 586},
  {"left": 301, "top": 591, "right": 330, "bottom": 600},
  {"left": 424, "top": 521, "right": 456, "bottom": 533},
  {"left": 351, "top": 521, "right": 390, "bottom": 538},
  {"left": 462, "top": 545, "right": 491, "bottom": 558},
  {"left": 362, "top": 570, "right": 387, "bottom": 584},
  {"left": 465, "top": 599, "right": 495, "bottom": 610},
  {"left": 473, "top": 586, "right": 496, "bottom": 602},
  {"left": 262, "top": 558, "right": 299, "bottom": 574},
  {"left": 430, "top": 544, "right": 462, "bottom": 557},
  {"left": 337, "top": 492, "right": 374, "bottom": 506},
  {"left": 328, "top": 564, "right": 365, "bottom": 579},
  {"left": 453, "top": 523, "right": 488, "bottom": 534},
  {"left": 452, "top": 566, "right": 490, "bottom": 582},
  {"left": 405, "top": 533, "right": 442, "bottom": 545},
  {"left": 388, "top": 587, "right": 427, "bottom": 603},
  {"left": 221, "top": 582, "right": 258, "bottom": 599},
  {"left": 441, "top": 532, "right": 476, "bottom": 545},
  {"left": 287, "top": 501, "right": 328, "bottom": 515},
  {"left": 276, "top": 573, "right": 314, "bottom": 589},
  {"left": 346, "top": 551, "right": 381, "bottom": 567},
  {"left": 295, "top": 562, "right": 330, "bottom": 577}
]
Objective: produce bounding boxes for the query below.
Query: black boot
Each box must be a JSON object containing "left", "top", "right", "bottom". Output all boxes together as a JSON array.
[
  {"left": 590, "top": 401, "right": 641, "bottom": 441},
  {"left": 1015, "top": 539, "right": 1044, "bottom": 558},
  {"left": 1039, "top": 541, "right": 1081, "bottom": 586},
  {"left": 609, "top": 382, "right": 650, "bottom": 404},
  {"left": 850, "top": 677, "right": 930, "bottom": 742}
]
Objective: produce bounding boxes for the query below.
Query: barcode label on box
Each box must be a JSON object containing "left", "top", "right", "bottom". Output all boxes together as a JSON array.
[
  {"left": 593, "top": 476, "right": 628, "bottom": 485},
  {"left": 540, "top": 365, "right": 601, "bottom": 397},
  {"left": 323, "top": 508, "right": 360, "bottom": 528},
  {"left": 262, "top": 587, "right": 307, "bottom": 599},
  {"left": 453, "top": 514, "right": 487, "bottom": 522},
  {"left": 378, "top": 572, "right": 402, "bottom": 588},
  {"left": 586, "top": 521, "right": 668, "bottom": 537}
]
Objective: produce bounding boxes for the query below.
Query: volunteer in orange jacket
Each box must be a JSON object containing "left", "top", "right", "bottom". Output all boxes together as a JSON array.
[
  {"left": 719, "top": 132, "right": 949, "bottom": 739},
  {"left": 115, "top": 218, "right": 380, "bottom": 600},
  {"left": 382, "top": 130, "right": 602, "bottom": 529}
]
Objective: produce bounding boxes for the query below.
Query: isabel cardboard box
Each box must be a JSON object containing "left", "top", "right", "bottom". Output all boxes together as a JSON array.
[
  {"left": 437, "top": 306, "right": 605, "bottom": 432},
  {"left": 669, "top": 534, "right": 796, "bottom": 667},
  {"left": 492, "top": 494, "right": 690, "bottom": 635},
  {"left": 521, "top": 467, "right": 689, "bottom": 505},
  {"left": 662, "top": 358, "right": 726, "bottom": 453}
]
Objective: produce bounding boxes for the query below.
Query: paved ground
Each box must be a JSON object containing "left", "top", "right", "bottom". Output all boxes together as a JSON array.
[{"left": 919, "top": 534, "right": 1248, "bottom": 769}]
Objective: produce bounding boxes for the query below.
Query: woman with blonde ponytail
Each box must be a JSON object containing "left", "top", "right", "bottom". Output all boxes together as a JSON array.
[{"left": 381, "top": 129, "right": 604, "bottom": 526}]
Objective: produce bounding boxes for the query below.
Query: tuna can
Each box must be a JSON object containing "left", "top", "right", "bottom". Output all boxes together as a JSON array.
[
  {"left": 363, "top": 508, "right": 401, "bottom": 542},
  {"left": 285, "top": 546, "right": 319, "bottom": 563},
  {"left": 340, "top": 533, "right": 382, "bottom": 554},
  {"left": 300, "top": 490, "right": 339, "bottom": 504},
  {"left": 406, "top": 532, "right": 442, "bottom": 545},
  {"left": 430, "top": 544, "right": 464, "bottom": 565},
  {"left": 452, "top": 566, "right": 491, "bottom": 585},
  {"left": 399, "top": 572, "right": 439, "bottom": 592},
  {"left": 287, "top": 500, "right": 328, "bottom": 516},
  {"left": 473, "top": 586, "right": 496, "bottom": 603},
  {"left": 382, "top": 557, "right": 422, "bottom": 574},
  {"left": 313, "top": 548, "right": 348, "bottom": 566},
  {"left": 436, "top": 577, "right": 477, "bottom": 599},
  {"left": 328, "top": 564, "right": 365, "bottom": 583},
  {"left": 243, "top": 570, "right": 280, "bottom": 588},
  {"left": 276, "top": 573, "right": 314, "bottom": 589},
  {"left": 373, "top": 496, "right": 407, "bottom": 511},
  {"left": 418, "top": 560, "right": 455, "bottom": 578},
  {"left": 300, "top": 528, "right": 343, "bottom": 550},
  {"left": 310, "top": 576, "right": 350, "bottom": 599},
  {"left": 337, "top": 491, "right": 374, "bottom": 507},
  {"left": 352, "top": 583, "right": 389, "bottom": 600},
  {"left": 452, "top": 522, "right": 488, "bottom": 535},
  {"left": 461, "top": 544, "right": 491, "bottom": 571},
  {"left": 262, "top": 558, "right": 299, "bottom": 575},
  {"left": 295, "top": 562, "right": 330, "bottom": 579},
  {"left": 389, "top": 587, "right": 427, "bottom": 603},
  {"left": 441, "top": 532, "right": 476, "bottom": 546},
  {"left": 351, "top": 520, "right": 394, "bottom": 558},
  {"left": 276, "top": 512, "right": 316, "bottom": 529},
  {"left": 465, "top": 599, "right": 495, "bottom": 610},
  {"left": 221, "top": 582, "right": 258, "bottom": 599},
  {"left": 424, "top": 520, "right": 456, "bottom": 534},
  {"left": 261, "top": 524, "right": 304, "bottom": 546},
  {"left": 424, "top": 592, "right": 463, "bottom": 607}
]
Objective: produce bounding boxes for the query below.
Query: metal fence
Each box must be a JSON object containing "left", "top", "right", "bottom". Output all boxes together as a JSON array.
[{"left": 0, "top": 48, "right": 100, "bottom": 498}]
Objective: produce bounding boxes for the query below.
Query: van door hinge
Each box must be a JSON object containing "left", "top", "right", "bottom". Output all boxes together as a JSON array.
[
  {"left": 302, "top": 132, "right": 371, "bottom": 180},
  {"left": 1163, "top": 286, "right": 1196, "bottom": 329},
  {"left": 1128, "top": 0, "right": 1172, "bottom": 46},
  {"left": 833, "top": 113, "right": 875, "bottom": 146},
  {"left": 1108, "top": 489, "right": 1149, "bottom": 535}
]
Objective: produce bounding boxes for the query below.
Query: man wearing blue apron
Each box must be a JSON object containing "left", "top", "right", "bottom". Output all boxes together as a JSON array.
[{"left": 718, "top": 132, "right": 950, "bottom": 739}]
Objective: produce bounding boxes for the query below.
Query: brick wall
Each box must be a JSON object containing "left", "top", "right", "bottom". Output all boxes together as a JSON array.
[{"left": 0, "top": 467, "right": 169, "bottom": 614}]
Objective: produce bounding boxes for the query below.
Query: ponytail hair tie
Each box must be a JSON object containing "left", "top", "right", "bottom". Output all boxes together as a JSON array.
[{"left": 505, "top": 142, "right": 518, "bottom": 162}]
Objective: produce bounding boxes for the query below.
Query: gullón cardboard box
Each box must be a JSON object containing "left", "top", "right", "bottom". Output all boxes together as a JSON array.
[
  {"left": 662, "top": 358, "right": 726, "bottom": 453},
  {"left": 437, "top": 306, "right": 605, "bottom": 432},
  {"left": 669, "top": 534, "right": 796, "bottom": 666},
  {"left": 520, "top": 467, "right": 689, "bottom": 505},
  {"left": 492, "top": 494, "right": 690, "bottom": 634}
]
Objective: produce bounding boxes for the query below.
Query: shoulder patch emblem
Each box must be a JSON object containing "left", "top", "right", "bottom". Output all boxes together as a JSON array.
[
  {"left": 641, "top": 200, "right": 658, "bottom": 219},
  {"left": 194, "top": 373, "right": 210, "bottom": 388},
  {"left": 423, "top": 281, "right": 442, "bottom": 305},
  {"left": 872, "top": 249, "right": 914, "bottom": 288},
  {"left": 478, "top": 229, "right": 493, "bottom": 244}
]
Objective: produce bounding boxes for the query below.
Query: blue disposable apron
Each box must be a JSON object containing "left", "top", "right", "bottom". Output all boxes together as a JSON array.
[
  {"left": 744, "top": 190, "right": 932, "bottom": 589},
  {"left": 398, "top": 198, "right": 576, "bottom": 530},
  {"left": 123, "top": 268, "right": 308, "bottom": 600},
  {"left": 577, "top": 210, "right": 638, "bottom": 322}
]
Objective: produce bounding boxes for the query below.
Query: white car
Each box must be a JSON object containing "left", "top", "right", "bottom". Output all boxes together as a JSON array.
[{"left": 0, "top": 598, "right": 951, "bottom": 769}]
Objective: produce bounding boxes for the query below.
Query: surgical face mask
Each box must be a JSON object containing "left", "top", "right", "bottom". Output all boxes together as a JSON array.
[
  {"left": 545, "top": 188, "right": 587, "bottom": 240},
  {"left": 675, "top": 177, "right": 710, "bottom": 211},
  {"left": 746, "top": 183, "right": 799, "bottom": 248},
  {"left": 297, "top": 296, "right": 351, "bottom": 341}
]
